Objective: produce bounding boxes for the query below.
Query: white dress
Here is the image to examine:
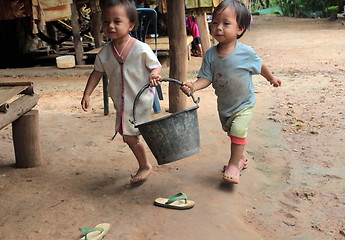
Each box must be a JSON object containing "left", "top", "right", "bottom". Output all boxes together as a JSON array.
[{"left": 94, "top": 40, "right": 161, "bottom": 135}]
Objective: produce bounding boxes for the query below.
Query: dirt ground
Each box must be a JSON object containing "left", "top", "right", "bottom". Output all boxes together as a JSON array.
[{"left": 1, "top": 15, "right": 345, "bottom": 240}]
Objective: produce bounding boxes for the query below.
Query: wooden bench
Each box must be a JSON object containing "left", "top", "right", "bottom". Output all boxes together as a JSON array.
[
  {"left": 0, "top": 82, "right": 41, "bottom": 168},
  {"left": 145, "top": 35, "right": 193, "bottom": 51}
]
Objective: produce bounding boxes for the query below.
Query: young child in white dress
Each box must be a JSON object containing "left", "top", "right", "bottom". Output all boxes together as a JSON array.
[{"left": 81, "top": 0, "right": 162, "bottom": 183}]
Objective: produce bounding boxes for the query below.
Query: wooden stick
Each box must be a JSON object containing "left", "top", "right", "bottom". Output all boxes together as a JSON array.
[{"left": 0, "top": 94, "right": 39, "bottom": 130}]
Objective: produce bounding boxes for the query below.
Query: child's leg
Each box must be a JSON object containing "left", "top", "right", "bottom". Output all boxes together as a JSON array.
[
  {"left": 197, "top": 44, "right": 203, "bottom": 56},
  {"left": 228, "top": 142, "right": 245, "bottom": 169},
  {"left": 222, "top": 143, "right": 248, "bottom": 172},
  {"left": 221, "top": 107, "right": 254, "bottom": 183},
  {"left": 123, "top": 135, "right": 152, "bottom": 183},
  {"left": 223, "top": 142, "right": 245, "bottom": 184}
]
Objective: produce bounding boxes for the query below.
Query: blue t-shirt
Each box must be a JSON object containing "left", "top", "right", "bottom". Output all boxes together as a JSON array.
[{"left": 198, "top": 41, "right": 262, "bottom": 118}]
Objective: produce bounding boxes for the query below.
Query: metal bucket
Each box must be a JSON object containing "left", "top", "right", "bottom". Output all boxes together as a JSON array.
[{"left": 131, "top": 78, "right": 200, "bottom": 165}]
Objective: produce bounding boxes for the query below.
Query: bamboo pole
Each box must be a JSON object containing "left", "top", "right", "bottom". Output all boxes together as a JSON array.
[
  {"left": 0, "top": 94, "right": 39, "bottom": 130},
  {"left": 0, "top": 103, "right": 9, "bottom": 113}
]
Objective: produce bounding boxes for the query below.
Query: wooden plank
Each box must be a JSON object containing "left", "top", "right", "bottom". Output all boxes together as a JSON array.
[
  {"left": 0, "top": 82, "right": 33, "bottom": 87},
  {"left": 84, "top": 47, "right": 102, "bottom": 55},
  {"left": 146, "top": 35, "right": 193, "bottom": 50},
  {"left": 196, "top": 13, "right": 211, "bottom": 54},
  {"left": 0, "top": 86, "right": 30, "bottom": 106}
]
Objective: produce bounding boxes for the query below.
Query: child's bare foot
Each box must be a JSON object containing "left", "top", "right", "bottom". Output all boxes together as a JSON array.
[
  {"left": 130, "top": 166, "right": 153, "bottom": 183},
  {"left": 130, "top": 171, "right": 137, "bottom": 178},
  {"left": 130, "top": 167, "right": 151, "bottom": 178}
]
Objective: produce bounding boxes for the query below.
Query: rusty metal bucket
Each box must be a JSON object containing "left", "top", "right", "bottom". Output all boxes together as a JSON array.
[{"left": 131, "top": 78, "right": 200, "bottom": 165}]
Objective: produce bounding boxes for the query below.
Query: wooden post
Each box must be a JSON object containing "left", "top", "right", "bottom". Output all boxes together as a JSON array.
[
  {"left": 12, "top": 110, "right": 41, "bottom": 168},
  {"left": 167, "top": 0, "right": 187, "bottom": 113},
  {"left": 102, "top": 74, "right": 109, "bottom": 115},
  {"left": 90, "top": 0, "right": 102, "bottom": 48},
  {"left": 46, "top": 22, "right": 58, "bottom": 52},
  {"left": 196, "top": 13, "right": 211, "bottom": 54},
  {"left": 71, "top": 0, "right": 84, "bottom": 65}
]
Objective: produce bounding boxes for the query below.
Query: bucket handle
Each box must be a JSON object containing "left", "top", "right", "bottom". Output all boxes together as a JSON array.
[{"left": 130, "top": 78, "right": 200, "bottom": 125}]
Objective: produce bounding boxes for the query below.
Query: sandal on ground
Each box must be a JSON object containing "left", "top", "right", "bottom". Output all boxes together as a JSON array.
[
  {"left": 80, "top": 223, "right": 110, "bottom": 240},
  {"left": 223, "top": 166, "right": 240, "bottom": 184},
  {"left": 239, "top": 158, "right": 249, "bottom": 171},
  {"left": 154, "top": 192, "right": 195, "bottom": 210}
]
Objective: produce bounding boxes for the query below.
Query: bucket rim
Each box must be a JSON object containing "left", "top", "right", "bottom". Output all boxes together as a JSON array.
[{"left": 135, "top": 105, "right": 199, "bottom": 128}]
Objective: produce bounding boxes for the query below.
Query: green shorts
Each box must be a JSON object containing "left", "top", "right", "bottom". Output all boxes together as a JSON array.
[{"left": 219, "top": 106, "right": 255, "bottom": 139}]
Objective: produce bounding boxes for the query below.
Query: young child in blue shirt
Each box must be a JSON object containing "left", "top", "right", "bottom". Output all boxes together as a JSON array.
[{"left": 181, "top": 0, "right": 281, "bottom": 184}]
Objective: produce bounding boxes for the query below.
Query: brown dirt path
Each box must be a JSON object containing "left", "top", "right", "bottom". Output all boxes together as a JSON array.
[{"left": 0, "top": 16, "right": 344, "bottom": 239}]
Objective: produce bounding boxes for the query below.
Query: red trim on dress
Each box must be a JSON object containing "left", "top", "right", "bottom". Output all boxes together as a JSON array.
[
  {"left": 230, "top": 136, "right": 247, "bottom": 145},
  {"left": 111, "top": 39, "right": 137, "bottom": 135}
]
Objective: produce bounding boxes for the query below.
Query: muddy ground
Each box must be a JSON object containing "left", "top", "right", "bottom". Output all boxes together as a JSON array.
[{"left": 0, "top": 15, "right": 345, "bottom": 239}]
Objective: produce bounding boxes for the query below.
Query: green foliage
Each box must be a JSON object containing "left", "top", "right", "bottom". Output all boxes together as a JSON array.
[
  {"left": 325, "top": 6, "right": 339, "bottom": 17},
  {"left": 264, "top": 0, "right": 341, "bottom": 17}
]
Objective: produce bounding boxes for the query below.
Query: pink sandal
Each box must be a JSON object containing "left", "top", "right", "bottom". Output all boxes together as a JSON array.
[
  {"left": 222, "top": 159, "right": 248, "bottom": 172},
  {"left": 222, "top": 159, "right": 248, "bottom": 184},
  {"left": 223, "top": 166, "right": 240, "bottom": 184},
  {"left": 239, "top": 158, "right": 249, "bottom": 171}
]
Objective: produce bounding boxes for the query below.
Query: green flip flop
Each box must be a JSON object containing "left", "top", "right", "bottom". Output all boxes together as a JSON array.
[
  {"left": 154, "top": 192, "right": 195, "bottom": 210},
  {"left": 80, "top": 223, "right": 110, "bottom": 240}
]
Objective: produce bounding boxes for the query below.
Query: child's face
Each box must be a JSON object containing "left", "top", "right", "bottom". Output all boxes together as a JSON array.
[
  {"left": 211, "top": 8, "right": 244, "bottom": 44},
  {"left": 102, "top": 5, "right": 134, "bottom": 40}
]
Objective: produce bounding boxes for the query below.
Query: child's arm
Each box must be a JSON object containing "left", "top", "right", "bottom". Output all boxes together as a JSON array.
[
  {"left": 181, "top": 77, "right": 211, "bottom": 96},
  {"left": 149, "top": 67, "right": 162, "bottom": 87},
  {"left": 261, "top": 63, "right": 281, "bottom": 87},
  {"left": 81, "top": 70, "right": 104, "bottom": 112}
]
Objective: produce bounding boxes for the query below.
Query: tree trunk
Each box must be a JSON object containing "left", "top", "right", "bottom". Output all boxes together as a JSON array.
[
  {"left": 265, "top": 0, "right": 270, "bottom": 8},
  {"left": 12, "top": 110, "right": 42, "bottom": 168},
  {"left": 258, "top": 0, "right": 265, "bottom": 8},
  {"left": 166, "top": 0, "right": 187, "bottom": 113}
]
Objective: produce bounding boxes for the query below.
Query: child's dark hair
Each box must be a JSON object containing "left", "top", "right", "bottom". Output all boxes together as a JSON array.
[
  {"left": 212, "top": 0, "right": 251, "bottom": 39},
  {"left": 101, "top": 0, "right": 139, "bottom": 27}
]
